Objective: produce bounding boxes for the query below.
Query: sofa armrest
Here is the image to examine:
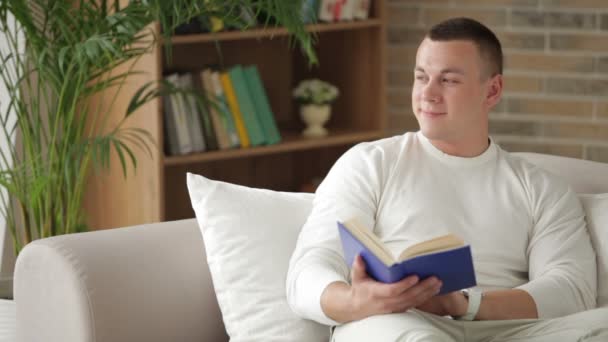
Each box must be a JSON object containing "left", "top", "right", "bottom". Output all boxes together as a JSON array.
[{"left": 14, "top": 219, "right": 228, "bottom": 342}]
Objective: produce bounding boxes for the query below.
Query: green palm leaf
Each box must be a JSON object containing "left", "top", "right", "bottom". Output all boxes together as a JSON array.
[{"left": 0, "top": 0, "right": 315, "bottom": 254}]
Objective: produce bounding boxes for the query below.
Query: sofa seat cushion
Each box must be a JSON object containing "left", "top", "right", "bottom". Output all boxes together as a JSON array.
[{"left": 187, "top": 173, "right": 329, "bottom": 342}]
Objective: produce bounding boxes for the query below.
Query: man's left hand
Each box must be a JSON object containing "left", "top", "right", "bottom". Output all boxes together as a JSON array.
[{"left": 416, "top": 290, "right": 468, "bottom": 317}]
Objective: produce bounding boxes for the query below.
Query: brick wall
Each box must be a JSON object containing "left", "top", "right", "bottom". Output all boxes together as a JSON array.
[{"left": 387, "top": 0, "right": 608, "bottom": 162}]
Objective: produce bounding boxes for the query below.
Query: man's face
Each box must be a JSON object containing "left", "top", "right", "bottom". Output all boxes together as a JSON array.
[{"left": 412, "top": 38, "right": 501, "bottom": 146}]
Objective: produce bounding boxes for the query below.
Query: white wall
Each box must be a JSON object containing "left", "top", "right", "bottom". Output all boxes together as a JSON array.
[{"left": 0, "top": 12, "right": 21, "bottom": 297}]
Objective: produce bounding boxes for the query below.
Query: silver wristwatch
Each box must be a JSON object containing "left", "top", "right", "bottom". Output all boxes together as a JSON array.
[{"left": 456, "top": 288, "right": 483, "bottom": 321}]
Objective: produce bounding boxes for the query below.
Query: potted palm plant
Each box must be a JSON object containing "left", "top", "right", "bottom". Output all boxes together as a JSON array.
[{"left": 0, "top": 0, "right": 316, "bottom": 256}]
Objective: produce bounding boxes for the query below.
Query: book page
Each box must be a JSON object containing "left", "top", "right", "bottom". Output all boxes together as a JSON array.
[
  {"left": 397, "top": 234, "right": 464, "bottom": 261},
  {"left": 343, "top": 219, "right": 396, "bottom": 266}
]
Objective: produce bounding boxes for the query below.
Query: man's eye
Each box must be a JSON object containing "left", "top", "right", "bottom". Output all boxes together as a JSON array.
[
  {"left": 415, "top": 75, "right": 427, "bottom": 81},
  {"left": 442, "top": 78, "right": 459, "bottom": 84}
]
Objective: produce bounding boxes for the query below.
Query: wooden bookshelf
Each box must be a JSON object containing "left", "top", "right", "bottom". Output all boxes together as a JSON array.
[
  {"left": 164, "top": 19, "right": 384, "bottom": 45},
  {"left": 84, "top": 1, "right": 388, "bottom": 229},
  {"left": 164, "top": 129, "right": 384, "bottom": 165}
]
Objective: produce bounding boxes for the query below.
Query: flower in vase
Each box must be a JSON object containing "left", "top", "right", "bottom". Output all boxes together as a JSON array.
[{"left": 292, "top": 78, "right": 339, "bottom": 105}]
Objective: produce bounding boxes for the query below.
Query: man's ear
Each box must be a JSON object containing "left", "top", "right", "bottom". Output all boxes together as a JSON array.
[{"left": 486, "top": 74, "right": 503, "bottom": 108}]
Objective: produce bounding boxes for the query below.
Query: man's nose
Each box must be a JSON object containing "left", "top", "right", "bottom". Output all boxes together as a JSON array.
[{"left": 421, "top": 80, "right": 440, "bottom": 102}]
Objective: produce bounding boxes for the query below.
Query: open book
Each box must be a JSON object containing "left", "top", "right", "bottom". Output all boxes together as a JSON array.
[{"left": 337, "top": 218, "right": 476, "bottom": 294}]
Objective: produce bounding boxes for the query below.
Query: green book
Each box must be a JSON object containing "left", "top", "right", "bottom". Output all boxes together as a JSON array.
[
  {"left": 228, "top": 65, "right": 266, "bottom": 146},
  {"left": 243, "top": 65, "right": 281, "bottom": 145}
]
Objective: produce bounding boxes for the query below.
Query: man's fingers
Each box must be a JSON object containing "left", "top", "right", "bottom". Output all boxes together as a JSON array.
[
  {"left": 351, "top": 254, "right": 368, "bottom": 283},
  {"left": 376, "top": 275, "right": 420, "bottom": 297},
  {"left": 416, "top": 278, "right": 443, "bottom": 305},
  {"left": 383, "top": 277, "right": 442, "bottom": 312},
  {"left": 401, "top": 277, "right": 442, "bottom": 305}
]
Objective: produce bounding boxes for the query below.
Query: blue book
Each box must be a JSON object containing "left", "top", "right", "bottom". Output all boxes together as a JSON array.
[
  {"left": 301, "top": 0, "right": 320, "bottom": 24},
  {"left": 337, "top": 219, "right": 477, "bottom": 295}
]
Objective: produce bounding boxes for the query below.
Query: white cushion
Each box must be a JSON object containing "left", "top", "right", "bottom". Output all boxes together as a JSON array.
[
  {"left": 579, "top": 193, "right": 608, "bottom": 307},
  {"left": 186, "top": 173, "right": 329, "bottom": 341}
]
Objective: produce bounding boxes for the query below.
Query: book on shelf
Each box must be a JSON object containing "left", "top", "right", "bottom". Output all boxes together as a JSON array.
[
  {"left": 220, "top": 72, "right": 251, "bottom": 148},
  {"left": 228, "top": 65, "right": 266, "bottom": 146},
  {"left": 186, "top": 70, "right": 218, "bottom": 151},
  {"left": 200, "top": 69, "right": 233, "bottom": 150},
  {"left": 353, "top": 0, "right": 371, "bottom": 20},
  {"left": 337, "top": 218, "right": 476, "bottom": 294},
  {"left": 210, "top": 71, "right": 241, "bottom": 148},
  {"left": 164, "top": 73, "right": 194, "bottom": 155},
  {"left": 301, "top": 0, "right": 320, "bottom": 24},
  {"left": 334, "top": 0, "right": 350, "bottom": 21},
  {"left": 318, "top": 0, "right": 370, "bottom": 22},
  {"left": 162, "top": 94, "right": 180, "bottom": 156},
  {"left": 242, "top": 66, "right": 281, "bottom": 145},
  {"left": 193, "top": 93, "right": 219, "bottom": 152},
  {"left": 342, "top": 0, "right": 361, "bottom": 21},
  {"left": 179, "top": 73, "right": 208, "bottom": 152},
  {"left": 162, "top": 65, "right": 282, "bottom": 154},
  {"left": 318, "top": 0, "right": 336, "bottom": 22}
]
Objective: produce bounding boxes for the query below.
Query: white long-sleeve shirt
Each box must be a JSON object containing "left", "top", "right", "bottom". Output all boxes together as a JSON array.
[{"left": 286, "top": 131, "right": 597, "bottom": 326}]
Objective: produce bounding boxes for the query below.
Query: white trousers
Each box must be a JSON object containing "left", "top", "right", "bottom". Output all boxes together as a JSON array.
[{"left": 332, "top": 308, "right": 608, "bottom": 342}]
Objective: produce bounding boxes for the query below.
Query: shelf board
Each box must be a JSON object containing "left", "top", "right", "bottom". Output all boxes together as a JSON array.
[
  {"left": 164, "top": 19, "right": 382, "bottom": 45},
  {"left": 164, "top": 129, "right": 384, "bottom": 166}
]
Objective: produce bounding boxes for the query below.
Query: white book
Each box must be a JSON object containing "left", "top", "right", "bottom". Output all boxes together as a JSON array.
[
  {"left": 318, "top": 0, "right": 336, "bottom": 22},
  {"left": 200, "top": 70, "right": 231, "bottom": 150},
  {"left": 165, "top": 74, "right": 193, "bottom": 154},
  {"left": 179, "top": 73, "right": 207, "bottom": 152},
  {"left": 340, "top": 0, "right": 355, "bottom": 21},
  {"left": 353, "top": 0, "right": 371, "bottom": 20}
]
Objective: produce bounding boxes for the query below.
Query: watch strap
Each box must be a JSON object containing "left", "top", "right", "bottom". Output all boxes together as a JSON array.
[{"left": 458, "top": 288, "right": 482, "bottom": 321}]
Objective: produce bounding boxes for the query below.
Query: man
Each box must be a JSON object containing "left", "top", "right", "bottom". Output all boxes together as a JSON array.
[{"left": 286, "top": 17, "right": 608, "bottom": 341}]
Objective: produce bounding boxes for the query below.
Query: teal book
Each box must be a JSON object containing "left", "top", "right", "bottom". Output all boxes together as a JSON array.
[
  {"left": 337, "top": 219, "right": 476, "bottom": 294},
  {"left": 228, "top": 65, "right": 266, "bottom": 146},
  {"left": 243, "top": 66, "right": 281, "bottom": 145}
]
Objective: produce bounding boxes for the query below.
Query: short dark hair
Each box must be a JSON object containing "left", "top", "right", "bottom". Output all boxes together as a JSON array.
[{"left": 427, "top": 17, "right": 503, "bottom": 77}]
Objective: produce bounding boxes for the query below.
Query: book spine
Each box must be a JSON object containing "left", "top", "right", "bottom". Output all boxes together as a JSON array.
[
  {"left": 301, "top": 0, "right": 320, "bottom": 24},
  {"left": 243, "top": 66, "right": 281, "bottom": 145},
  {"left": 333, "top": 0, "right": 346, "bottom": 21},
  {"left": 318, "top": 0, "right": 335, "bottom": 22},
  {"left": 179, "top": 73, "right": 207, "bottom": 152},
  {"left": 166, "top": 74, "right": 193, "bottom": 154},
  {"left": 228, "top": 65, "right": 266, "bottom": 146},
  {"left": 201, "top": 70, "right": 231, "bottom": 150},
  {"left": 353, "top": 0, "right": 370, "bottom": 20},
  {"left": 197, "top": 94, "right": 218, "bottom": 151},
  {"left": 162, "top": 95, "right": 180, "bottom": 156},
  {"left": 211, "top": 71, "right": 241, "bottom": 148},
  {"left": 340, "top": 0, "right": 355, "bottom": 21},
  {"left": 220, "top": 72, "right": 251, "bottom": 148}
]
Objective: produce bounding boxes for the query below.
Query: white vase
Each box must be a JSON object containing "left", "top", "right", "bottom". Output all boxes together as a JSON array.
[{"left": 300, "top": 104, "right": 331, "bottom": 138}]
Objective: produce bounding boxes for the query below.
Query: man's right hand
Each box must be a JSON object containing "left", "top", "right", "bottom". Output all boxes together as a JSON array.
[{"left": 320, "top": 254, "right": 443, "bottom": 323}]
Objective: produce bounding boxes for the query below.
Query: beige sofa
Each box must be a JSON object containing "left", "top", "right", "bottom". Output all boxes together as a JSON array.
[{"left": 13, "top": 153, "right": 608, "bottom": 342}]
